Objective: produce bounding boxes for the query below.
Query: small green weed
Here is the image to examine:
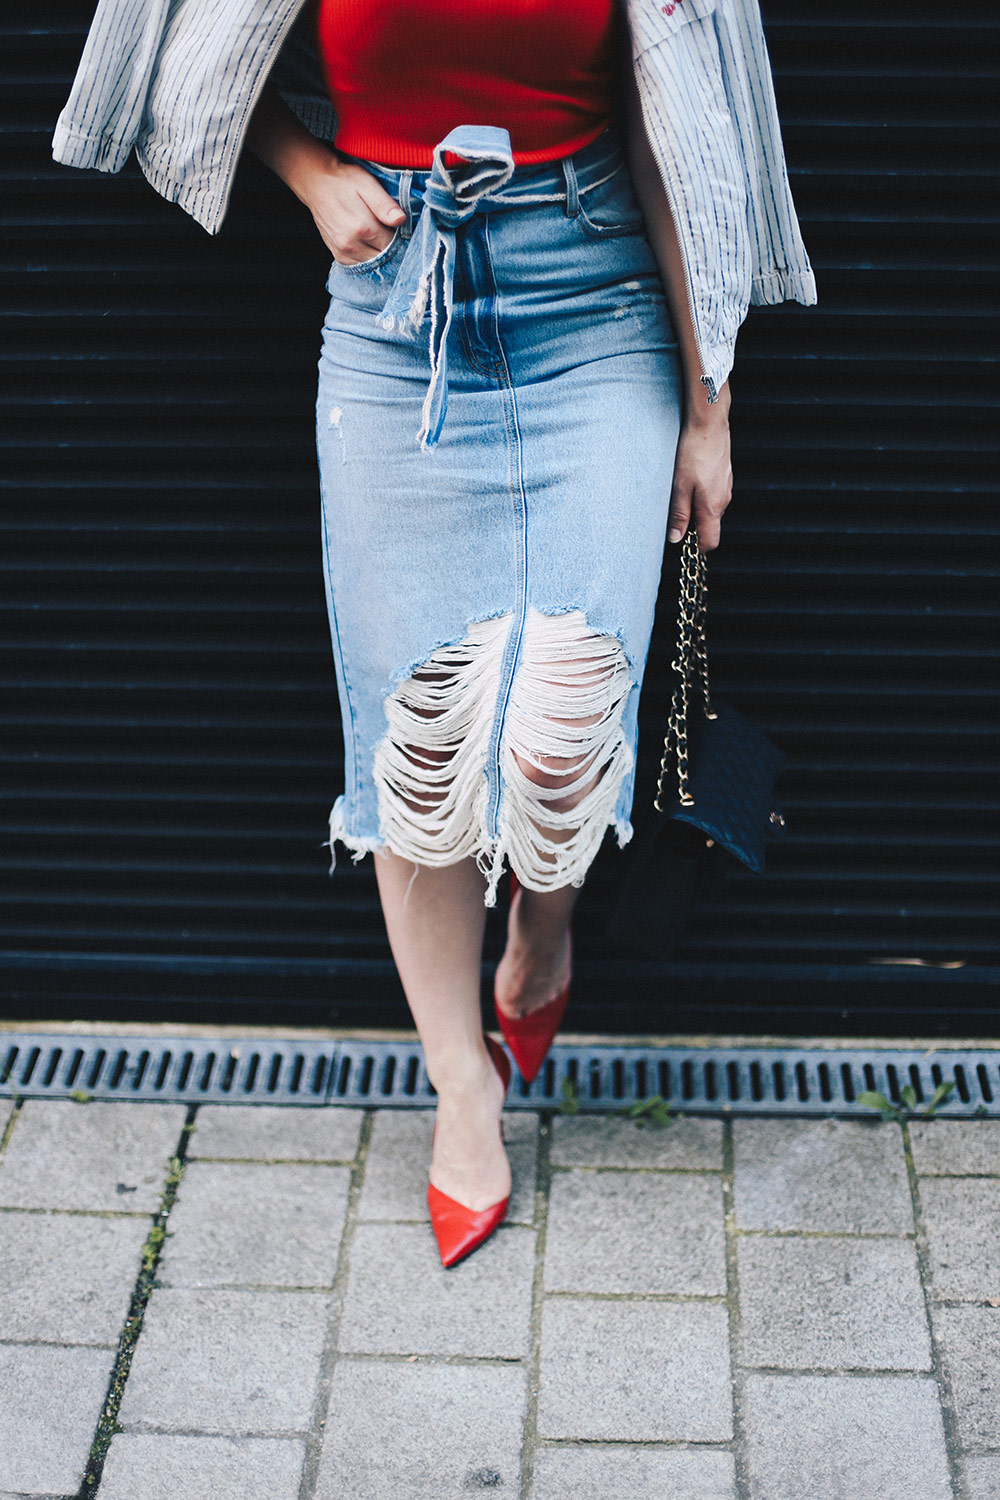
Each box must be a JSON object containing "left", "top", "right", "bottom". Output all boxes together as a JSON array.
[
  {"left": 556, "top": 1078, "right": 675, "bottom": 1127},
  {"left": 858, "top": 1081, "right": 956, "bottom": 1122},
  {"left": 619, "top": 1095, "right": 675, "bottom": 1128},
  {"left": 69, "top": 1088, "right": 92, "bottom": 1103},
  {"left": 557, "top": 1077, "right": 580, "bottom": 1115},
  {"left": 140, "top": 1224, "right": 165, "bottom": 1274},
  {"left": 157, "top": 1156, "right": 184, "bottom": 1212}
]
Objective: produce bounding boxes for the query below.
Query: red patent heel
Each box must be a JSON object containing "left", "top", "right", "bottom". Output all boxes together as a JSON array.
[
  {"left": 427, "top": 1034, "right": 512, "bottom": 1269},
  {"left": 494, "top": 870, "right": 572, "bottom": 1084}
]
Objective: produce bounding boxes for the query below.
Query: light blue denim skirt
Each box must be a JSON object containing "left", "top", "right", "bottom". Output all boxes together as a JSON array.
[{"left": 316, "top": 119, "right": 682, "bottom": 906}]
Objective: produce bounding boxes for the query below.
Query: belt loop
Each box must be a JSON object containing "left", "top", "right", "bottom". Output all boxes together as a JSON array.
[
  {"left": 398, "top": 169, "right": 414, "bottom": 237},
  {"left": 561, "top": 154, "right": 579, "bottom": 218}
]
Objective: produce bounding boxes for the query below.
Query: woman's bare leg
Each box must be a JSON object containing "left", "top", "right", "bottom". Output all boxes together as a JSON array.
[
  {"left": 494, "top": 730, "right": 592, "bottom": 1018},
  {"left": 372, "top": 655, "right": 608, "bottom": 1206},
  {"left": 493, "top": 881, "right": 576, "bottom": 1019},
  {"left": 373, "top": 848, "right": 510, "bottom": 1211}
]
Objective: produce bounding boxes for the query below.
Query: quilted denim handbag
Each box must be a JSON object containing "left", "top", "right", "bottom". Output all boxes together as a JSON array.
[{"left": 606, "top": 528, "right": 787, "bottom": 959}]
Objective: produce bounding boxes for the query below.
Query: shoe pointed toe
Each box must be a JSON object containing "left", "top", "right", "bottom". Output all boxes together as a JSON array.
[
  {"left": 427, "top": 1182, "right": 510, "bottom": 1268},
  {"left": 496, "top": 979, "right": 570, "bottom": 1084}
]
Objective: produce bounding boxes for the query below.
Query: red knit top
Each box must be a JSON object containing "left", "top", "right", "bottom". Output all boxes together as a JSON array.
[{"left": 315, "top": 0, "right": 623, "bottom": 169}]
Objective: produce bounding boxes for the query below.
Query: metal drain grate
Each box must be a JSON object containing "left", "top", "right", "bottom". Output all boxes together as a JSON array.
[
  {"left": 3, "top": 1033, "right": 1000, "bottom": 1116},
  {"left": 0, "top": 1035, "right": 336, "bottom": 1106}
]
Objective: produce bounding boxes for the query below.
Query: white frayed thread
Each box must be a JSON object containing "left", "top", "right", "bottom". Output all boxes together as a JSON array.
[
  {"left": 483, "top": 608, "right": 634, "bottom": 902},
  {"left": 402, "top": 861, "right": 421, "bottom": 908},
  {"left": 373, "top": 241, "right": 438, "bottom": 340},
  {"left": 374, "top": 277, "right": 427, "bottom": 338},
  {"left": 372, "top": 615, "right": 510, "bottom": 868},
  {"left": 327, "top": 796, "right": 382, "bottom": 874},
  {"left": 364, "top": 608, "right": 634, "bottom": 907},
  {"left": 417, "top": 240, "right": 449, "bottom": 451}
]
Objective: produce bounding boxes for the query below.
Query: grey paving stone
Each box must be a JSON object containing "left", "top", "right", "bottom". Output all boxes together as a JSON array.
[
  {"left": 99, "top": 1433, "right": 306, "bottom": 1500},
  {"left": 189, "top": 1104, "right": 363, "bottom": 1162},
  {"left": 964, "top": 1456, "right": 1000, "bottom": 1500},
  {"left": 339, "top": 1221, "right": 534, "bottom": 1358},
  {"left": 119, "top": 1287, "right": 329, "bottom": 1433},
  {"left": 934, "top": 1305, "right": 1000, "bottom": 1447},
  {"left": 0, "top": 1100, "right": 13, "bottom": 1138},
  {"left": 743, "top": 1374, "right": 951, "bottom": 1500},
  {"left": 0, "top": 1099, "right": 185, "bottom": 1213},
  {"left": 738, "top": 1235, "right": 931, "bottom": 1371},
  {"left": 733, "top": 1118, "right": 913, "bottom": 1233},
  {"left": 530, "top": 1446, "right": 737, "bottom": 1500},
  {"left": 0, "top": 1210, "right": 149, "bottom": 1343},
  {"left": 358, "top": 1108, "right": 537, "bottom": 1225},
  {"left": 0, "top": 1343, "right": 115, "bottom": 1494},
  {"left": 550, "top": 1112, "right": 723, "bottom": 1168},
  {"left": 315, "top": 1358, "right": 527, "bottom": 1499},
  {"left": 545, "top": 1169, "right": 725, "bottom": 1295},
  {"left": 537, "top": 1298, "right": 732, "bottom": 1441},
  {"left": 159, "top": 1161, "right": 350, "bottom": 1288},
  {"left": 920, "top": 1177, "right": 1000, "bottom": 1301},
  {"left": 909, "top": 1118, "right": 1000, "bottom": 1177}
]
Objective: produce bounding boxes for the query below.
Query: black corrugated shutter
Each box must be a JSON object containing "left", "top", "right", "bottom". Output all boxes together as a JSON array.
[{"left": 3, "top": 1, "right": 997, "bottom": 1032}]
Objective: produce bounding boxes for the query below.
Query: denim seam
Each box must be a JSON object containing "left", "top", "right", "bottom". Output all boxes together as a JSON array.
[
  {"left": 458, "top": 330, "right": 506, "bottom": 380},
  {"left": 318, "top": 474, "right": 361, "bottom": 824},
  {"left": 480, "top": 213, "right": 530, "bottom": 847}
]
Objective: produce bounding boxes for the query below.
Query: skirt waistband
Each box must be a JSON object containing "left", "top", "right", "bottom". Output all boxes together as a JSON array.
[{"left": 340, "top": 121, "right": 627, "bottom": 209}]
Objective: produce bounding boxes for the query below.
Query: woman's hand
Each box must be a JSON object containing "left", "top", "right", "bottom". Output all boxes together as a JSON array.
[
  {"left": 298, "top": 157, "right": 406, "bottom": 265},
  {"left": 245, "top": 86, "right": 405, "bottom": 265},
  {"left": 667, "top": 387, "right": 734, "bottom": 553}
]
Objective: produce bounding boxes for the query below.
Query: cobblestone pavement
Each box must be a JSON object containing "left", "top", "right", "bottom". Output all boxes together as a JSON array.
[{"left": 1, "top": 1084, "right": 1000, "bottom": 1498}]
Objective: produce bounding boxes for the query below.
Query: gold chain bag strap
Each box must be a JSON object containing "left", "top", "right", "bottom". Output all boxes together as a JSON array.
[
  {"left": 656, "top": 527, "right": 717, "bottom": 812},
  {"left": 604, "top": 526, "right": 788, "bottom": 959}
]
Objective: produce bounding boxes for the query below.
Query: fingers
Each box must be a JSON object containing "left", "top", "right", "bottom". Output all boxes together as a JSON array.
[
  {"left": 693, "top": 479, "right": 732, "bottom": 552},
  {"left": 358, "top": 176, "right": 406, "bottom": 228},
  {"left": 695, "top": 509, "right": 723, "bottom": 554},
  {"left": 667, "top": 472, "right": 733, "bottom": 554},
  {"left": 315, "top": 161, "right": 406, "bottom": 264},
  {"left": 666, "top": 486, "right": 691, "bottom": 546}
]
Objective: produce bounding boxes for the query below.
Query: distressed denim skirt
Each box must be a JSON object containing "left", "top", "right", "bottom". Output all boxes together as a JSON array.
[{"left": 316, "top": 119, "right": 682, "bottom": 906}]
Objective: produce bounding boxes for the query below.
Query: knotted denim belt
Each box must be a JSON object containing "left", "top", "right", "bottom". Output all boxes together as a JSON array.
[{"left": 374, "top": 124, "right": 517, "bottom": 453}]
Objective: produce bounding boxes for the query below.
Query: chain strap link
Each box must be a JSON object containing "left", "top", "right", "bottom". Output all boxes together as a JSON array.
[{"left": 654, "top": 526, "right": 718, "bottom": 812}]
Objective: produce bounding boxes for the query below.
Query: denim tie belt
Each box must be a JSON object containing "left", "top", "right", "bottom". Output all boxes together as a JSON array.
[{"left": 375, "top": 125, "right": 516, "bottom": 453}]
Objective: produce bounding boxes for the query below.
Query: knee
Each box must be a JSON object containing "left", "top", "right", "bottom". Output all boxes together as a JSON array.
[{"left": 510, "top": 724, "right": 604, "bottom": 814}]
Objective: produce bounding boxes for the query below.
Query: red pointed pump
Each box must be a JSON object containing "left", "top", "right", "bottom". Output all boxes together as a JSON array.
[
  {"left": 427, "top": 1033, "right": 512, "bottom": 1269},
  {"left": 494, "top": 870, "right": 572, "bottom": 1084}
]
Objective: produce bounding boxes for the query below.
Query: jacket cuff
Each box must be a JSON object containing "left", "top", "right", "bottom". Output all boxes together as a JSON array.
[
  {"left": 51, "top": 118, "right": 133, "bottom": 174},
  {"left": 751, "top": 267, "right": 818, "bottom": 307}
]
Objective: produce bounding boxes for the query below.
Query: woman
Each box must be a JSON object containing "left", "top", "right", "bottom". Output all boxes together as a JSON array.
[{"left": 54, "top": 0, "right": 815, "bottom": 1267}]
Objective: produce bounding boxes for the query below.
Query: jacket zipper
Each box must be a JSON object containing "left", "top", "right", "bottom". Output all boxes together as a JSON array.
[{"left": 630, "top": 61, "right": 718, "bottom": 405}]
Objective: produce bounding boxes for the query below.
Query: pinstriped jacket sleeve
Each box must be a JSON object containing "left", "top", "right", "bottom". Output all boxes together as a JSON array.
[
  {"left": 624, "top": 0, "right": 814, "bottom": 393},
  {"left": 51, "top": 0, "right": 171, "bottom": 173},
  {"left": 627, "top": 0, "right": 753, "bottom": 397},
  {"left": 53, "top": 0, "right": 312, "bottom": 234},
  {"left": 715, "top": 0, "right": 817, "bottom": 306}
]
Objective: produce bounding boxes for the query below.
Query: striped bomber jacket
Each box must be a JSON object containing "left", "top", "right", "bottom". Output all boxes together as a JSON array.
[{"left": 52, "top": 0, "right": 817, "bottom": 400}]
